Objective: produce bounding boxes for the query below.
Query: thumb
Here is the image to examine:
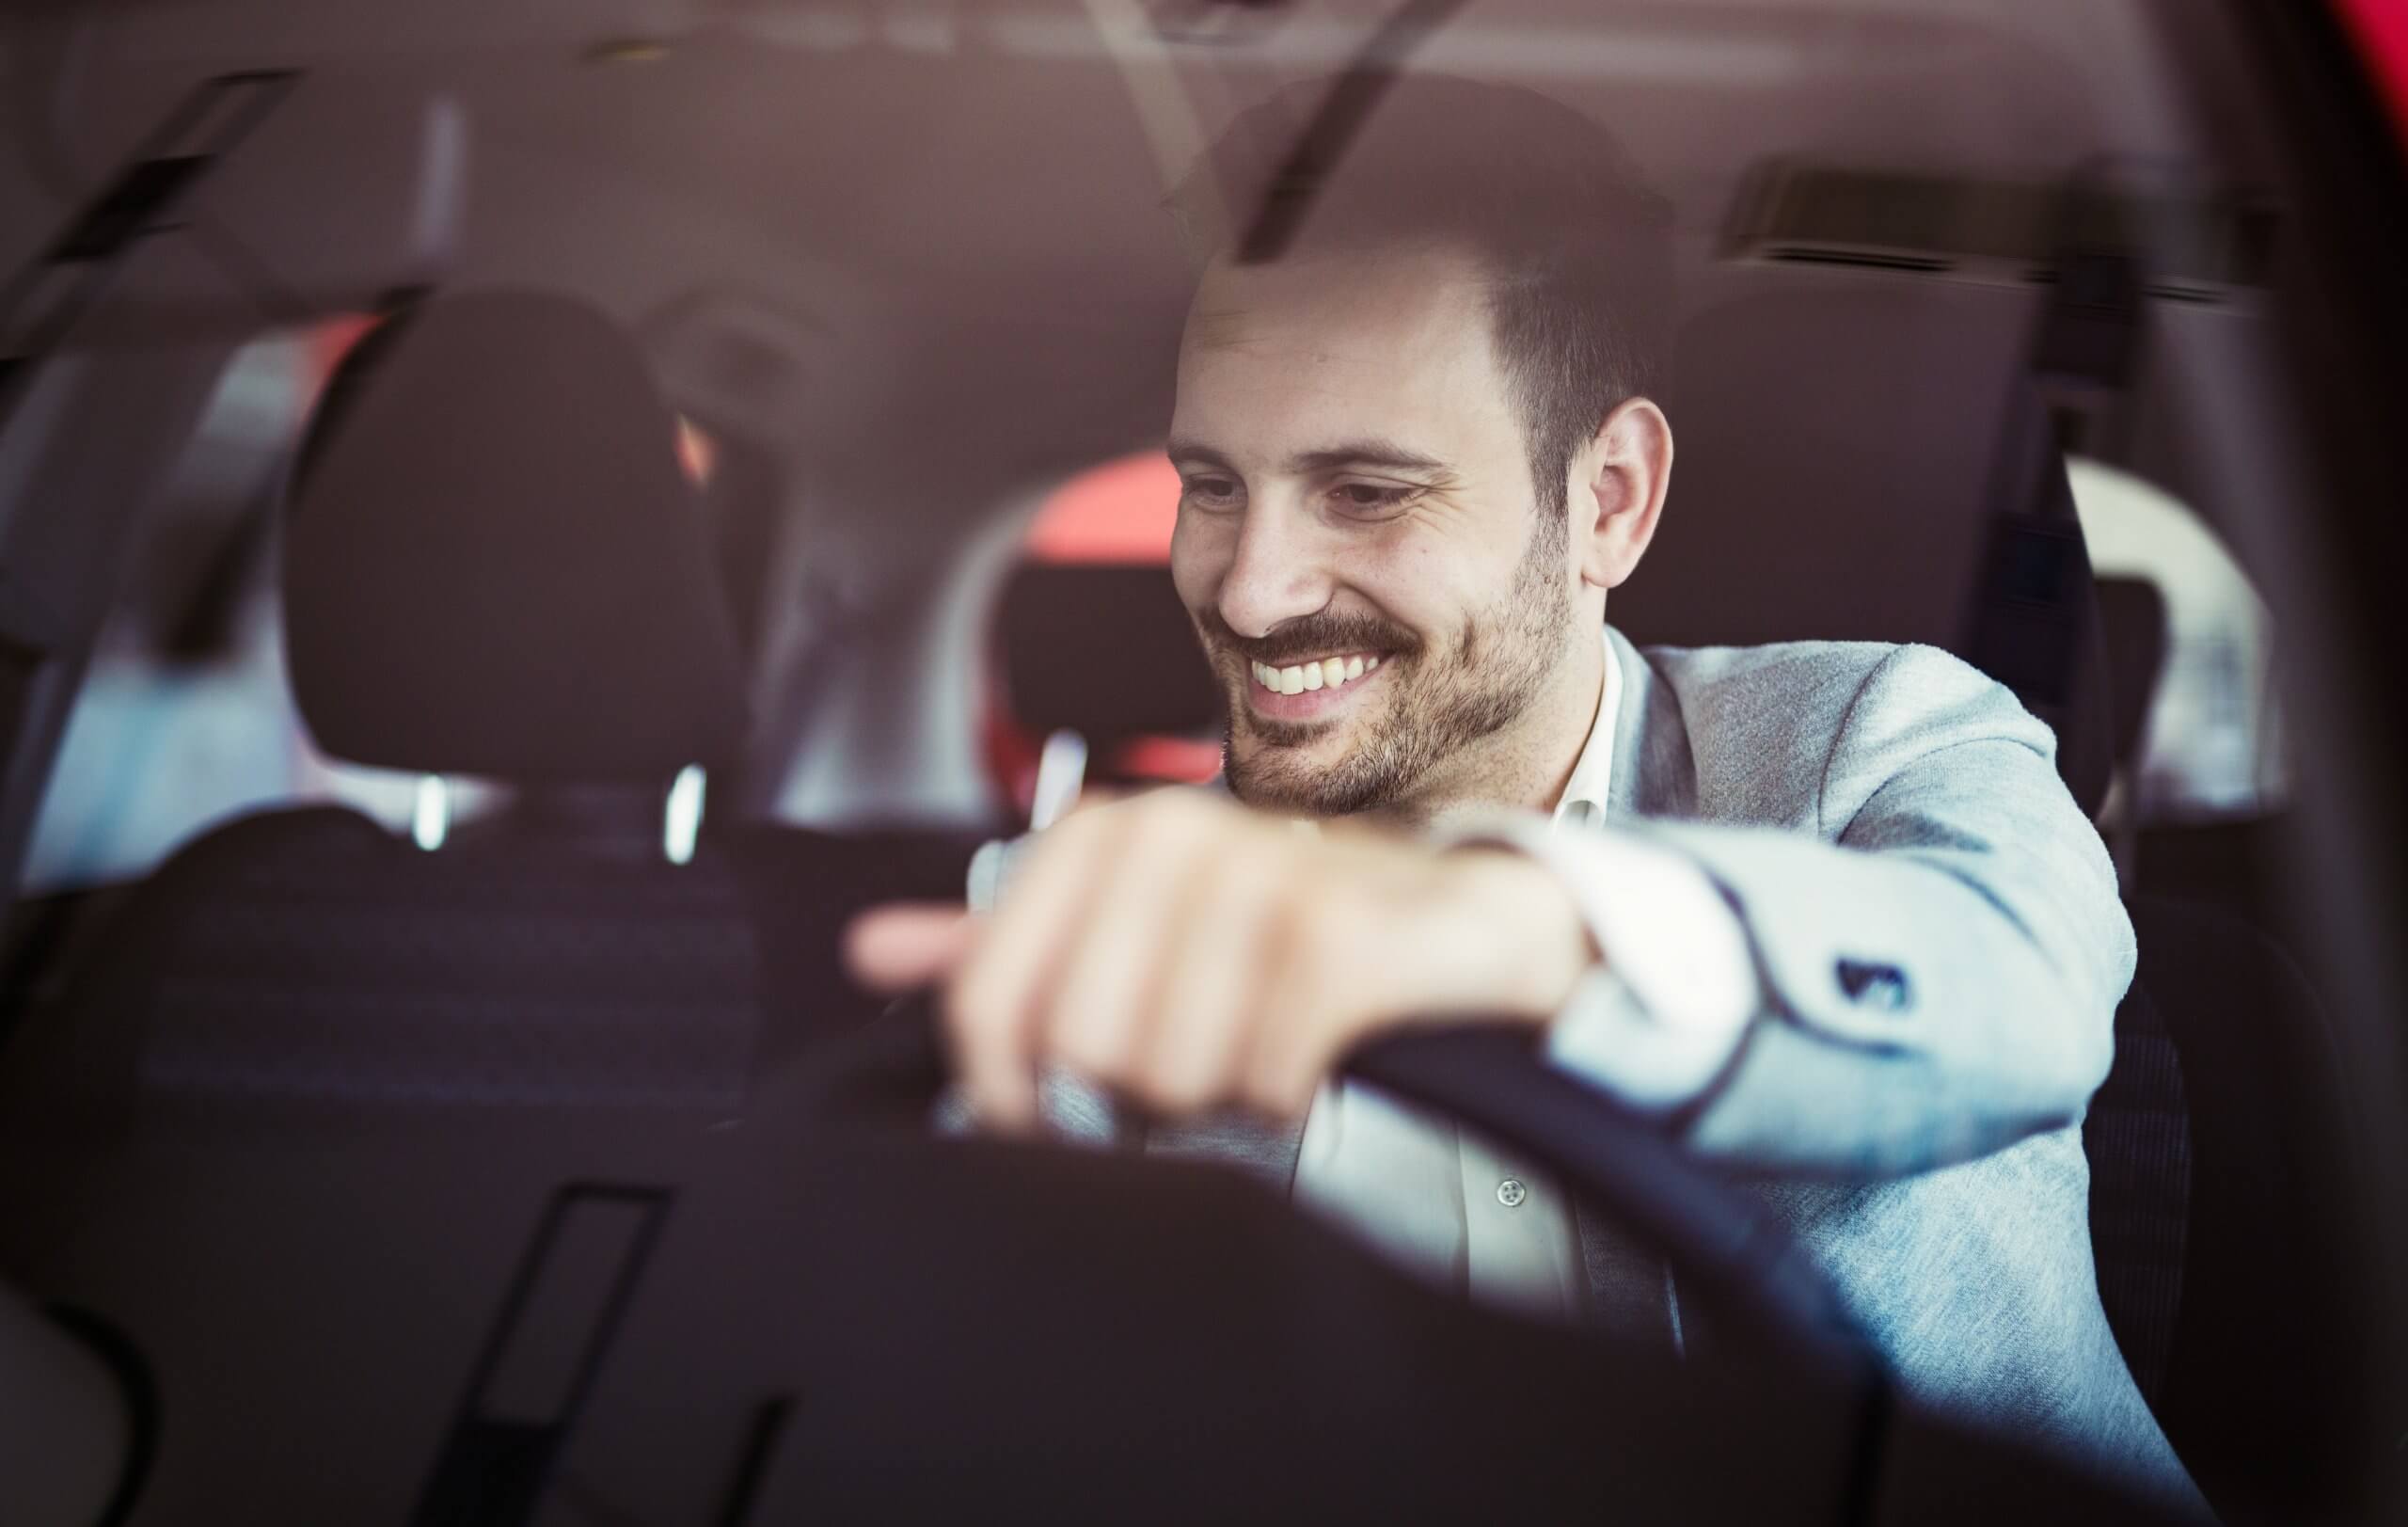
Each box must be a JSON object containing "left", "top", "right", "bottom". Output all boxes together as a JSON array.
[{"left": 844, "top": 903, "right": 981, "bottom": 994}]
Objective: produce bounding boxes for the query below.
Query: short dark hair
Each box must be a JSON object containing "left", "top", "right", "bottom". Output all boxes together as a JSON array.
[{"left": 1172, "top": 76, "right": 1674, "bottom": 520}]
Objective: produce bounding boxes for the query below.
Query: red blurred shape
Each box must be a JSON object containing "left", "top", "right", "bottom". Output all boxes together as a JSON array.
[
  {"left": 1024, "top": 453, "right": 1180, "bottom": 565},
  {"left": 2335, "top": 0, "right": 2408, "bottom": 155},
  {"left": 306, "top": 314, "right": 381, "bottom": 399},
  {"left": 1112, "top": 735, "right": 1223, "bottom": 784}
]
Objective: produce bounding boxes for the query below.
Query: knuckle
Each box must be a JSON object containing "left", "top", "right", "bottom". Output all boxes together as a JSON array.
[
  {"left": 1052, "top": 1007, "right": 1133, "bottom": 1080},
  {"left": 1241, "top": 1062, "right": 1312, "bottom": 1121},
  {"left": 1130, "top": 1058, "right": 1217, "bottom": 1115},
  {"left": 1133, "top": 791, "right": 1217, "bottom": 854}
]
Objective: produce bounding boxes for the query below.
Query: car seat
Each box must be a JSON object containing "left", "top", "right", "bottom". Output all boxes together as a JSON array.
[
  {"left": 24, "top": 287, "right": 781, "bottom": 1121},
  {"left": 2107, "top": 896, "right": 2387, "bottom": 1524},
  {"left": 979, "top": 455, "right": 1225, "bottom": 819},
  {"left": 1623, "top": 284, "right": 2117, "bottom": 815},
  {"left": 1650, "top": 283, "right": 2380, "bottom": 1521}
]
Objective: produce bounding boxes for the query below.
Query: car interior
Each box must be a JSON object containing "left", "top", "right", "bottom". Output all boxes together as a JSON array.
[{"left": 0, "top": 1, "right": 2403, "bottom": 1523}]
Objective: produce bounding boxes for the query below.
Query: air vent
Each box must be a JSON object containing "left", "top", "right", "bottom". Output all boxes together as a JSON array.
[{"left": 1723, "top": 163, "right": 2277, "bottom": 301}]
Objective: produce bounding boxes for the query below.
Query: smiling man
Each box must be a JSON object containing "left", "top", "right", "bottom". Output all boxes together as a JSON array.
[
  {"left": 1170, "top": 235, "right": 1638, "bottom": 829},
  {"left": 849, "top": 77, "right": 2200, "bottom": 1512}
]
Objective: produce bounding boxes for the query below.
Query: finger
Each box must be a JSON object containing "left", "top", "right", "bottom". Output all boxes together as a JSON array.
[
  {"left": 1043, "top": 800, "right": 1223, "bottom": 1093},
  {"left": 1133, "top": 851, "right": 1278, "bottom": 1114},
  {"left": 1242, "top": 904, "right": 1370, "bottom": 1119},
  {"left": 948, "top": 808, "right": 1127, "bottom": 1130},
  {"left": 843, "top": 903, "right": 979, "bottom": 993}
]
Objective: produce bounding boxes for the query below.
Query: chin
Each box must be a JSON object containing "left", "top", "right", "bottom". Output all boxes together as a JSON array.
[{"left": 1226, "top": 733, "right": 1395, "bottom": 818}]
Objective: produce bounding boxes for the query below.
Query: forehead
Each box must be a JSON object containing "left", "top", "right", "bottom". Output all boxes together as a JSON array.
[{"left": 1171, "top": 244, "right": 1520, "bottom": 467}]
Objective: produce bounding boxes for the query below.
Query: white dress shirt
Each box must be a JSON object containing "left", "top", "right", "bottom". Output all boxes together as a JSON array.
[{"left": 1291, "top": 627, "right": 1760, "bottom": 1319}]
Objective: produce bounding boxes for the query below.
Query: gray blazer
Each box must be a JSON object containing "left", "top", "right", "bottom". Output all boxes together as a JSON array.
[
  {"left": 975, "top": 627, "right": 2203, "bottom": 1514},
  {"left": 1586, "top": 628, "right": 2199, "bottom": 1514}
]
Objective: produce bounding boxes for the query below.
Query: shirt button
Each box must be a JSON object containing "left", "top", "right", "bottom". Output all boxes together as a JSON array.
[{"left": 1496, "top": 1177, "right": 1528, "bottom": 1208}]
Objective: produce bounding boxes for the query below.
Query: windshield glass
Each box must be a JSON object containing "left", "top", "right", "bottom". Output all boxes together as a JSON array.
[{"left": 1, "top": 5, "right": 2401, "bottom": 1525}]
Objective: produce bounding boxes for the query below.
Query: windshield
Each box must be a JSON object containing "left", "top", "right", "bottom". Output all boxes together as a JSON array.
[{"left": 1, "top": 5, "right": 2402, "bottom": 1525}]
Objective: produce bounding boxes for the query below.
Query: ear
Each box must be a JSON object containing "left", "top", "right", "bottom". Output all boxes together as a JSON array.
[{"left": 1574, "top": 396, "right": 1673, "bottom": 592}]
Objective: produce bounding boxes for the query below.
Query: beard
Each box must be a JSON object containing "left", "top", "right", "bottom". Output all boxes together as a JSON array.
[{"left": 1205, "top": 515, "right": 1575, "bottom": 818}]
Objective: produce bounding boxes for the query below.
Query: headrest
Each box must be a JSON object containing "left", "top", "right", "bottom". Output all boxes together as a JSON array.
[
  {"left": 1621, "top": 285, "right": 2112, "bottom": 814},
  {"left": 1624, "top": 286, "right": 2034, "bottom": 649},
  {"left": 997, "top": 564, "right": 1223, "bottom": 745},
  {"left": 283, "top": 289, "right": 749, "bottom": 782}
]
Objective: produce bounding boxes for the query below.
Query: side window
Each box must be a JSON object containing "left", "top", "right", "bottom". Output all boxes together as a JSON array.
[
  {"left": 16, "top": 325, "right": 418, "bottom": 896},
  {"left": 2067, "top": 456, "right": 2287, "bottom": 824}
]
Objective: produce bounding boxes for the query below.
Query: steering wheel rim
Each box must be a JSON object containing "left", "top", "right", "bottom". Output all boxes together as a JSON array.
[{"left": 800, "top": 995, "right": 1878, "bottom": 1384}]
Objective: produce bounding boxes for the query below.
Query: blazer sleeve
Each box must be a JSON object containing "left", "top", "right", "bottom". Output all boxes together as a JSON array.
[{"left": 1563, "top": 644, "right": 2132, "bottom": 1177}]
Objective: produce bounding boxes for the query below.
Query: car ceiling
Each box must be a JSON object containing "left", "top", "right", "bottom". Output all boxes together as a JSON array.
[{"left": 2, "top": 0, "right": 2263, "bottom": 565}]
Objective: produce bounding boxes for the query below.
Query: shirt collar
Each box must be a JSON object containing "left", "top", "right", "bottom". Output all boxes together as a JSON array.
[{"left": 1549, "top": 625, "right": 1622, "bottom": 833}]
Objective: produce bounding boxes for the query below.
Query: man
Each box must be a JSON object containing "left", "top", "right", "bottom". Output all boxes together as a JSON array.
[{"left": 850, "top": 77, "right": 2200, "bottom": 1511}]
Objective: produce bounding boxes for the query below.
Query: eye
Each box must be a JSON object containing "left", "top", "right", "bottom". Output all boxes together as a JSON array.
[
  {"left": 1329, "top": 482, "right": 1418, "bottom": 517},
  {"left": 1180, "top": 475, "right": 1244, "bottom": 510}
]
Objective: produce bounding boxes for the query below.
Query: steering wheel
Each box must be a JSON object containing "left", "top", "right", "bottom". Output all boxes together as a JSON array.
[{"left": 800, "top": 994, "right": 1876, "bottom": 1384}]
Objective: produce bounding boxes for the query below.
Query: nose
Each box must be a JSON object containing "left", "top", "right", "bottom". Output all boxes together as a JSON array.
[{"left": 1215, "top": 503, "right": 1334, "bottom": 640}]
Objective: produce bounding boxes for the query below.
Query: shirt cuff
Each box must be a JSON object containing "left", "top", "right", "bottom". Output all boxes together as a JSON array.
[{"left": 1437, "top": 814, "right": 1762, "bottom": 1113}]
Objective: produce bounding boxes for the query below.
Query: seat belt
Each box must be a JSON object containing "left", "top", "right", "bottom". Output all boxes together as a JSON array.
[{"left": 1958, "top": 225, "right": 2149, "bottom": 829}]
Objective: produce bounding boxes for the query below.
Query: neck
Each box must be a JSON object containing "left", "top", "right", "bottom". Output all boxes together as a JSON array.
[{"left": 1367, "top": 624, "right": 1606, "bottom": 836}]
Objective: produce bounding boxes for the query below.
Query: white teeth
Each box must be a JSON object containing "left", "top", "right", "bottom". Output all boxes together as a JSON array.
[{"left": 1252, "top": 654, "right": 1384, "bottom": 697}]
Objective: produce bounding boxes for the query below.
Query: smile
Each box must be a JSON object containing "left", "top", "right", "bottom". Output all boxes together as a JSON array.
[
  {"left": 1249, "top": 652, "right": 1382, "bottom": 695},
  {"left": 1242, "top": 651, "right": 1389, "bottom": 724}
]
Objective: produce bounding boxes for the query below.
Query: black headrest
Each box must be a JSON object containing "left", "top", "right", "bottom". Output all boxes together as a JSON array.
[
  {"left": 1629, "top": 287, "right": 2035, "bottom": 650},
  {"left": 997, "top": 563, "right": 1223, "bottom": 744},
  {"left": 1623, "top": 286, "right": 2114, "bottom": 815},
  {"left": 283, "top": 289, "right": 749, "bottom": 782}
]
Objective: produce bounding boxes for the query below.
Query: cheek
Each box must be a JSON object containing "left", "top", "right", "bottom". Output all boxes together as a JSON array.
[{"left": 1334, "top": 537, "right": 1465, "bottom": 651}]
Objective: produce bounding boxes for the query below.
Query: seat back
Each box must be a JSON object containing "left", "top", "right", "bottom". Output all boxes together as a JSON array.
[
  {"left": 2086, "top": 898, "right": 2385, "bottom": 1524},
  {"left": 2083, "top": 980, "right": 2192, "bottom": 1406},
  {"left": 47, "top": 288, "right": 795, "bottom": 1114},
  {"left": 72, "top": 809, "right": 763, "bottom": 1116},
  {"left": 0, "top": 291, "right": 994, "bottom": 1520},
  {"left": 1625, "top": 286, "right": 2116, "bottom": 814}
]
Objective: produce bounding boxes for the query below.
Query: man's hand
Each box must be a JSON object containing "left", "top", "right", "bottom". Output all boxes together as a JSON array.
[{"left": 844, "top": 790, "right": 1595, "bottom": 1131}]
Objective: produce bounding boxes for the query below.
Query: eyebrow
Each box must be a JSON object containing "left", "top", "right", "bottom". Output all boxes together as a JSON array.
[
  {"left": 1164, "top": 438, "right": 1236, "bottom": 473},
  {"left": 1164, "top": 437, "right": 1451, "bottom": 477}
]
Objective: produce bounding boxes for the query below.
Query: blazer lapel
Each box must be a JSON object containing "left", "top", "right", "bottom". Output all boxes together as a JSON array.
[
  {"left": 1579, "top": 626, "right": 1693, "bottom": 1345},
  {"left": 1605, "top": 624, "right": 1700, "bottom": 823}
]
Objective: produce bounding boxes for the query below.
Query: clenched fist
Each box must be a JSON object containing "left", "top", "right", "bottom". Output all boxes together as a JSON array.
[{"left": 844, "top": 789, "right": 1596, "bottom": 1129}]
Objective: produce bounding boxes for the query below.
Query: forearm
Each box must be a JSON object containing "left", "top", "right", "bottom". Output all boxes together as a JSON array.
[{"left": 1474, "top": 814, "right": 2126, "bottom": 1178}]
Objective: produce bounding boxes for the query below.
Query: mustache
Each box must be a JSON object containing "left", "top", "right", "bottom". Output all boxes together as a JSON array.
[{"left": 1193, "top": 609, "right": 1418, "bottom": 667}]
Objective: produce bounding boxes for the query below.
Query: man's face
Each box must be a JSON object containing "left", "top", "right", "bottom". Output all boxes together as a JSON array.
[{"left": 1168, "top": 243, "right": 1582, "bottom": 819}]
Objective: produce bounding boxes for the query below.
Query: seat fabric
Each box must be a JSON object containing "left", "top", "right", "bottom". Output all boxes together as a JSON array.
[
  {"left": 2085, "top": 896, "right": 2382, "bottom": 1525},
  {"left": 69, "top": 807, "right": 761, "bottom": 1115},
  {"left": 2083, "top": 980, "right": 2192, "bottom": 1405}
]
